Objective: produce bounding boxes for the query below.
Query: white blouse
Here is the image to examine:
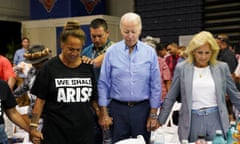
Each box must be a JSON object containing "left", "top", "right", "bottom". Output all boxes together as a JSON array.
[{"left": 192, "top": 66, "right": 217, "bottom": 109}]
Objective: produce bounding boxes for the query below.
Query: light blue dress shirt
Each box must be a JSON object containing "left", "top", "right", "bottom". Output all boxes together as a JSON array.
[
  {"left": 98, "top": 40, "right": 161, "bottom": 108},
  {"left": 13, "top": 48, "right": 25, "bottom": 65}
]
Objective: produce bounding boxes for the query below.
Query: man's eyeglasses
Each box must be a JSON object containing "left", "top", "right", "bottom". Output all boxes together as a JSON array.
[{"left": 214, "top": 34, "right": 227, "bottom": 42}]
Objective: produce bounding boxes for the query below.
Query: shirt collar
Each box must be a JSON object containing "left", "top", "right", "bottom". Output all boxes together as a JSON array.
[
  {"left": 93, "top": 39, "right": 111, "bottom": 51},
  {"left": 124, "top": 40, "right": 139, "bottom": 51}
]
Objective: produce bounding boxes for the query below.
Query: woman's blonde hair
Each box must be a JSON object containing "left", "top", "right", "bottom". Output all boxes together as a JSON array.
[{"left": 186, "top": 31, "right": 220, "bottom": 65}]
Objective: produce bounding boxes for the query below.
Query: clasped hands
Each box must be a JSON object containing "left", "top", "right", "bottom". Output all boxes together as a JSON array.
[
  {"left": 147, "top": 116, "right": 161, "bottom": 131},
  {"left": 29, "top": 128, "right": 43, "bottom": 144},
  {"left": 98, "top": 114, "right": 113, "bottom": 131},
  {"left": 98, "top": 113, "right": 161, "bottom": 132}
]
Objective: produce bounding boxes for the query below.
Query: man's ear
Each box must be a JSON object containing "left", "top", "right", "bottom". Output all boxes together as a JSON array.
[{"left": 60, "top": 42, "right": 64, "bottom": 49}]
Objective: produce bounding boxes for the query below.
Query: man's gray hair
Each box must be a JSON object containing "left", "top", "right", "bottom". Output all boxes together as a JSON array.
[{"left": 120, "top": 12, "right": 142, "bottom": 30}]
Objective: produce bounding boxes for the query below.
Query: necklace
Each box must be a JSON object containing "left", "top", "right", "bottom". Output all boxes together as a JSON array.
[
  {"left": 194, "top": 66, "right": 210, "bottom": 78},
  {"left": 198, "top": 69, "right": 206, "bottom": 78}
]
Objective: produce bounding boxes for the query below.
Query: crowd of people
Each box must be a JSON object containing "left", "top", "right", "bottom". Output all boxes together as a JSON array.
[{"left": 0, "top": 11, "right": 240, "bottom": 144}]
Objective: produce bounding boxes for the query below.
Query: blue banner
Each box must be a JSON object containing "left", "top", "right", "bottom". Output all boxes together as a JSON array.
[{"left": 31, "top": 0, "right": 106, "bottom": 20}]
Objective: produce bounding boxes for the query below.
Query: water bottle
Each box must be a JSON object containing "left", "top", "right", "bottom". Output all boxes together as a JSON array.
[
  {"left": 236, "top": 114, "right": 240, "bottom": 131},
  {"left": 212, "top": 130, "right": 226, "bottom": 144},
  {"left": 102, "top": 129, "right": 112, "bottom": 144},
  {"left": 226, "top": 121, "right": 237, "bottom": 144}
]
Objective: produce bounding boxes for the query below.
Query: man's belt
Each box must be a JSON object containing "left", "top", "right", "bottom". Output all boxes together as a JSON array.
[{"left": 112, "top": 99, "right": 148, "bottom": 107}]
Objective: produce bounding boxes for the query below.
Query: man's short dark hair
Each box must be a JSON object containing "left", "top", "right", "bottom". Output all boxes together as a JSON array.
[
  {"left": 166, "top": 42, "right": 178, "bottom": 48},
  {"left": 156, "top": 43, "right": 167, "bottom": 51},
  {"left": 22, "top": 37, "right": 30, "bottom": 42},
  {"left": 90, "top": 18, "right": 108, "bottom": 31}
]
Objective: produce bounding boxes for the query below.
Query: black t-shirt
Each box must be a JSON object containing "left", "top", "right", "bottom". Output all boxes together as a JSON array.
[
  {"left": 0, "top": 80, "right": 17, "bottom": 124},
  {"left": 31, "top": 56, "right": 98, "bottom": 144},
  {"left": 218, "top": 47, "right": 237, "bottom": 73}
]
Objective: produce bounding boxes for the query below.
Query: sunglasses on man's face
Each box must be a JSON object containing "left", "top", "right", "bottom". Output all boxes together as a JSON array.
[{"left": 214, "top": 35, "right": 227, "bottom": 42}]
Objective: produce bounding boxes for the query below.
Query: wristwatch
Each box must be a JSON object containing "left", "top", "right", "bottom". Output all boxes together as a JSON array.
[{"left": 149, "top": 113, "right": 158, "bottom": 119}]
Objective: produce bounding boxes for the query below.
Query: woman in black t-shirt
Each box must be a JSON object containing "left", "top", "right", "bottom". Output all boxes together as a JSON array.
[{"left": 29, "top": 21, "right": 99, "bottom": 144}]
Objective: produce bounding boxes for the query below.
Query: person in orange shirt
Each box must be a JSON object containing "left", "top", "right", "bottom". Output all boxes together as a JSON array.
[{"left": 0, "top": 55, "right": 16, "bottom": 90}]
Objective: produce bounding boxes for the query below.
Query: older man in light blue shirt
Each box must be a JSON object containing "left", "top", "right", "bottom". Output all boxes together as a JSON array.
[
  {"left": 98, "top": 12, "right": 161, "bottom": 143},
  {"left": 98, "top": 40, "right": 161, "bottom": 107}
]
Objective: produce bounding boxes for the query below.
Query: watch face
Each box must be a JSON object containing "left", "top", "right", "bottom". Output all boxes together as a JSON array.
[{"left": 150, "top": 113, "right": 158, "bottom": 119}]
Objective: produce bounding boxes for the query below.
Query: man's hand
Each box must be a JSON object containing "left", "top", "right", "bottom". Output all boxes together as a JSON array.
[
  {"left": 98, "top": 114, "right": 113, "bottom": 131},
  {"left": 81, "top": 56, "right": 94, "bottom": 64},
  {"left": 146, "top": 114, "right": 160, "bottom": 131},
  {"left": 98, "top": 107, "right": 113, "bottom": 130}
]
